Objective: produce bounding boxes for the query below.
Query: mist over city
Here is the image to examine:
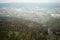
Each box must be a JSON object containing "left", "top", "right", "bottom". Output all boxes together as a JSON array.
[{"left": 0, "top": 0, "right": 60, "bottom": 40}]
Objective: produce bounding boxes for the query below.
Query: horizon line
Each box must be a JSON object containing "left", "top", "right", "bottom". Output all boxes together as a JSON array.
[{"left": 0, "top": 2, "right": 60, "bottom": 3}]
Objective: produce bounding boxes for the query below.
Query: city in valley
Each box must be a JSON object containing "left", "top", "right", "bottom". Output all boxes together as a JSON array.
[{"left": 0, "top": 3, "right": 60, "bottom": 40}]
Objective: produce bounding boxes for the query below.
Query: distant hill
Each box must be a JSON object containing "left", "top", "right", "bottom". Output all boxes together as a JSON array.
[{"left": 0, "top": 3, "right": 60, "bottom": 8}]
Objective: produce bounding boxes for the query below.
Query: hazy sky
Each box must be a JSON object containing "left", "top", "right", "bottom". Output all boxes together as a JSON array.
[{"left": 0, "top": 0, "right": 60, "bottom": 3}]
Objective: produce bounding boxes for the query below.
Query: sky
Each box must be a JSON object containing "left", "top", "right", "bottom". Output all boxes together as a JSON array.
[{"left": 0, "top": 0, "right": 60, "bottom": 3}]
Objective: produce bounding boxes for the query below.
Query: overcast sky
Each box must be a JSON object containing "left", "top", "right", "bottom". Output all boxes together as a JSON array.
[{"left": 0, "top": 0, "right": 60, "bottom": 3}]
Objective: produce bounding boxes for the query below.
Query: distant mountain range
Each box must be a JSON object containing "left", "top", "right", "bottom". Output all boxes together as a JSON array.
[{"left": 0, "top": 3, "right": 60, "bottom": 8}]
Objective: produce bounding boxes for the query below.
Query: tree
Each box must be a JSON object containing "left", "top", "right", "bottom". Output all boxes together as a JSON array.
[{"left": 0, "top": 31, "right": 9, "bottom": 40}]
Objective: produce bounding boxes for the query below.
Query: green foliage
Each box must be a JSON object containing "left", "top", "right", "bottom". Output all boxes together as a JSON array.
[
  {"left": 0, "top": 30, "right": 60, "bottom": 40},
  {"left": 0, "top": 31, "right": 9, "bottom": 40},
  {"left": 0, "top": 17, "right": 60, "bottom": 40}
]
